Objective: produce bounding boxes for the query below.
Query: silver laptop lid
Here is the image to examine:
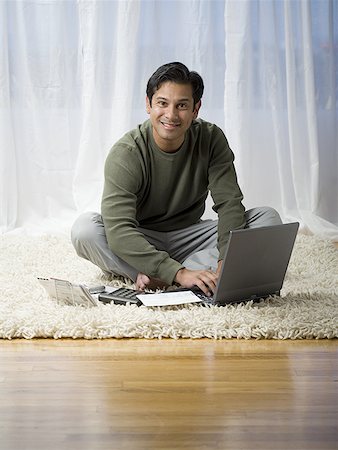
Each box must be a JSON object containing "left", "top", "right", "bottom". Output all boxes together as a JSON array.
[{"left": 213, "top": 222, "right": 299, "bottom": 305}]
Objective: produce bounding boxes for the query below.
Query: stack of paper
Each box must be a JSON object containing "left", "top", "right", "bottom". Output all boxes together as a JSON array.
[{"left": 38, "top": 277, "right": 100, "bottom": 307}]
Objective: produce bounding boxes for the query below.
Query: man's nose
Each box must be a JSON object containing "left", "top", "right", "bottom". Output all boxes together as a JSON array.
[{"left": 165, "top": 104, "right": 178, "bottom": 120}]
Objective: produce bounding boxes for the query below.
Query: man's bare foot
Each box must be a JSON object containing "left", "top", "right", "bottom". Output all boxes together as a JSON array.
[{"left": 135, "top": 273, "right": 169, "bottom": 291}]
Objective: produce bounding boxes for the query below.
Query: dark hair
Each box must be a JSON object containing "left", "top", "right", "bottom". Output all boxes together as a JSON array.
[{"left": 146, "top": 62, "right": 204, "bottom": 107}]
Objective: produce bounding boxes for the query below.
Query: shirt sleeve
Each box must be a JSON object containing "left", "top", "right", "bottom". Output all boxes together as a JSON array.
[
  {"left": 208, "top": 126, "right": 246, "bottom": 259},
  {"left": 101, "top": 145, "right": 183, "bottom": 285}
]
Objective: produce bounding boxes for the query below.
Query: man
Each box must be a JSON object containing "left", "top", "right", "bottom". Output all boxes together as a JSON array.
[{"left": 71, "top": 62, "right": 282, "bottom": 296}]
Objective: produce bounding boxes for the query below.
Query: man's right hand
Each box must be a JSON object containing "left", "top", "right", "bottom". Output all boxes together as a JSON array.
[
  {"left": 135, "top": 273, "right": 169, "bottom": 291},
  {"left": 174, "top": 267, "right": 218, "bottom": 296}
]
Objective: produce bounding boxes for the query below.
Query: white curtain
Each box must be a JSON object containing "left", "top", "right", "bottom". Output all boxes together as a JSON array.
[{"left": 1, "top": 0, "right": 337, "bottom": 240}]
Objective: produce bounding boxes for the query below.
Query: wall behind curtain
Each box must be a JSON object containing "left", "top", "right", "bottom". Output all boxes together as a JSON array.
[{"left": 0, "top": 0, "right": 337, "bottom": 239}]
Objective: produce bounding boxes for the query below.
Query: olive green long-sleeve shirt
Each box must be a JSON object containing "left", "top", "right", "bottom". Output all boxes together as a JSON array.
[{"left": 101, "top": 119, "right": 245, "bottom": 284}]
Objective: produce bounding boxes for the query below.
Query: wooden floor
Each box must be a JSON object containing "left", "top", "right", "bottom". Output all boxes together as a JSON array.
[{"left": 0, "top": 339, "right": 337, "bottom": 450}]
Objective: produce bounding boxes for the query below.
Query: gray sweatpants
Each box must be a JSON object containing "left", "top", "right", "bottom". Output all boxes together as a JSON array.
[{"left": 71, "top": 207, "right": 282, "bottom": 282}]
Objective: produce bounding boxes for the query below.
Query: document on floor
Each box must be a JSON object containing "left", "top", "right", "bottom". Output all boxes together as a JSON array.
[
  {"left": 38, "top": 277, "right": 115, "bottom": 307},
  {"left": 136, "top": 290, "right": 203, "bottom": 307}
]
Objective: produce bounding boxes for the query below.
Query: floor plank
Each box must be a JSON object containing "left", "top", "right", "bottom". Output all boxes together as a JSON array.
[{"left": 0, "top": 339, "right": 337, "bottom": 450}]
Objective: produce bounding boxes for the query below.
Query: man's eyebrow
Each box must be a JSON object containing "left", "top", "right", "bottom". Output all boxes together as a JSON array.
[{"left": 155, "top": 96, "right": 191, "bottom": 102}]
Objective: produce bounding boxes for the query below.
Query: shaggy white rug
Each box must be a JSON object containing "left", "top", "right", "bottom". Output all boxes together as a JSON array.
[{"left": 0, "top": 232, "right": 337, "bottom": 340}]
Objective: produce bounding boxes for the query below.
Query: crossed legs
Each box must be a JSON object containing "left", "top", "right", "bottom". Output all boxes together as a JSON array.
[{"left": 71, "top": 207, "right": 282, "bottom": 282}]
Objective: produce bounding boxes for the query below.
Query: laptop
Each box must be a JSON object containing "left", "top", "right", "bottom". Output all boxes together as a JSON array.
[{"left": 98, "top": 222, "right": 299, "bottom": 306}]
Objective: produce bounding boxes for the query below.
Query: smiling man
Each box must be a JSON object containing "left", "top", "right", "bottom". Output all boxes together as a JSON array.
[{"left": 71, "top": 62, "right": 282, "bottom": 295}]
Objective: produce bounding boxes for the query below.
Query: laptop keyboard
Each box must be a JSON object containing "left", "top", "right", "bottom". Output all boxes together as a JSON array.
[{"left": 191, "top": 289, "right": 213, "bottom": 301}]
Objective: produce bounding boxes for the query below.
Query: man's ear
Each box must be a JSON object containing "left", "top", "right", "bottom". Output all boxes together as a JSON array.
[
  {"left": 193, "top": 100, "right": 201, "bottom": 119},
  {"left": 146, "top": 96, "right": 151, "bottom": 114}
]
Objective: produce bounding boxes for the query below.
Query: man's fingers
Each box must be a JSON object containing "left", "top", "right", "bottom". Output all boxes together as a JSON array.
[
  {"left": 136, "top": 273, "right": 168, "bottom": 291},
  {"left": 196, "top": 271, "right": 218, "bottom": 295},
  {"left": 174, "top": 268, "right": 219, "bottom": 295},
  {"left": 135, "top": 273, "right": 150, "bottom": 291}
]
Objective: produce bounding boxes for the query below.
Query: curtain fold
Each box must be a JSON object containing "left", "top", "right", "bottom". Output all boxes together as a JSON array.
[
  {"left": 73, "top": 0, "right": 141, "bottom": 212},
  {"left": 224, "top": 0, "right": 337, "bottom": 239},
  {"left": 0, "top": 2, "right": 18, "bottom": 233},
  {"left": 1, "top": 0, "right": 337, "bottom": 239}
]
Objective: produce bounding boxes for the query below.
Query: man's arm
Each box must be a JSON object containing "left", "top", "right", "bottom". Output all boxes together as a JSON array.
[
  {"left": 208, "top": 127, "right": 246, "bottom": 258},
  {"left": 102, "top": 146, "right": 184, "bottom": 285}
]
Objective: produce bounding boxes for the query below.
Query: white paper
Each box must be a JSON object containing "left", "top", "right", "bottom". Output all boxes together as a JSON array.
[
  {"left": 38, "top": 277, "right": 101, "bottom": 307},
  {"left": 136, "top": 290, "right": 203, "bottom": 307}
]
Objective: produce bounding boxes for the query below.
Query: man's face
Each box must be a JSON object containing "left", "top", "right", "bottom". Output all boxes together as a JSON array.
[{"left": 146, "top": 81, "right": 201, "bottom": 152}]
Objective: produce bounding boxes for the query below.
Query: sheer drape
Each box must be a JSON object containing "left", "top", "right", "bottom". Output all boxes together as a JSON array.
[
  {"left": 1, "top": 0, "right": 337, "bottom": 239},
  {"left": 225, "top": 0, "right": 338, "bottom": 239}
]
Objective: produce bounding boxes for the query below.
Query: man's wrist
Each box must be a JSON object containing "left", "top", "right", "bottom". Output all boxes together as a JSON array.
[
  {"left": 174, "top": 267, "right": 185, "bottom": 284},
  {"left": 155, "top": 260, "right": 184, "bottom": 285}
]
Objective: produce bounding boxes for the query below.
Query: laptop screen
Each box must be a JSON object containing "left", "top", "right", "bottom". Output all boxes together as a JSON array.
[{"left": 214, "top": 222, "right": 299, "bottom": 304}]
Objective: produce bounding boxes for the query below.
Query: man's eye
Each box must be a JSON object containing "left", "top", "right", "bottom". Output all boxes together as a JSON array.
[
  {"left": 178, "top": 103, "right": 188, "bottom": 109},
  {"left": 158, "top": 101, "right": 167, "bottom": 107}
]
